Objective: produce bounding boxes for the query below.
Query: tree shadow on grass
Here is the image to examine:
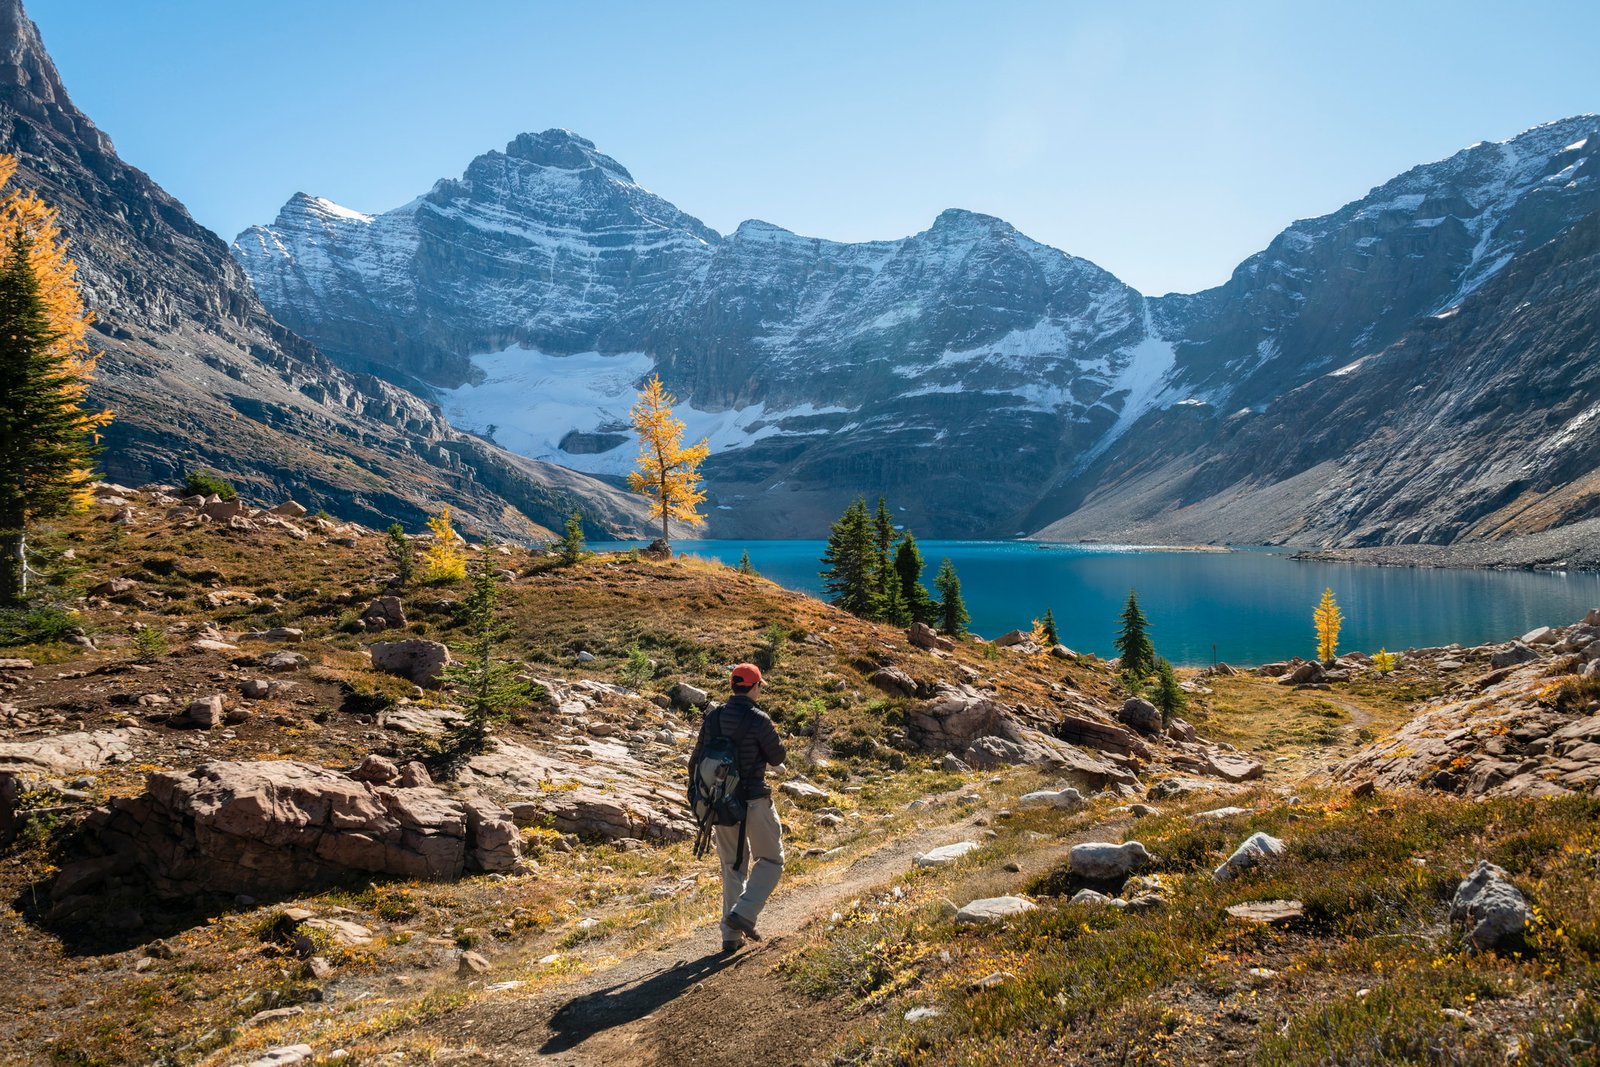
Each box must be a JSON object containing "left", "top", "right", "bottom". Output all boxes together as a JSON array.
[{"left": 540, "top": 949, "right": 741, "bottom": 1054}]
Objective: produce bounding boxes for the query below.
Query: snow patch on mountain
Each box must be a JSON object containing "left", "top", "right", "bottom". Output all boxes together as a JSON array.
[{"left": 439, "top": 346, "right": 852, "bottom": 477}]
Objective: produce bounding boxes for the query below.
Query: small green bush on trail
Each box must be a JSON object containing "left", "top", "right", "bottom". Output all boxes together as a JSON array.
[{"left": 181, "top": 469, "right": 237, "bottom": 501}]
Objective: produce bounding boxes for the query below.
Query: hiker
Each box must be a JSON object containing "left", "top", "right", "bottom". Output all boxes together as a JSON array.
[{"left": 687, "top": 662, "right": 786, "bottom": 952}]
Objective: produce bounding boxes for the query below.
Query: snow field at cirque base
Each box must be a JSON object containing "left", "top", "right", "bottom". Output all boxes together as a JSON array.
[{"left": 437, "top": 346, "right": 850, "bottom": 478}]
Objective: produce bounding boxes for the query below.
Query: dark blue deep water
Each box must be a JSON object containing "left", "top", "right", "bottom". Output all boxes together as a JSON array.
[{"left": 592, "top": 540, "right": 1600, "bottom": 667}]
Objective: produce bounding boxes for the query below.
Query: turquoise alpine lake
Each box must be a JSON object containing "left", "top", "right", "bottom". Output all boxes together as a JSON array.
[{"left": 591, "top": 540, "right": 1600, "bottom": 667}]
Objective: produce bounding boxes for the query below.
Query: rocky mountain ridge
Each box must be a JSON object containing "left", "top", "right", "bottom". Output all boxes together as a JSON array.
[
  {"left": 238, "top": 116, "right": 1599, "bottom": 546},
  {"left": 0, "top": 0, "right": 661, "bottom": 541}
]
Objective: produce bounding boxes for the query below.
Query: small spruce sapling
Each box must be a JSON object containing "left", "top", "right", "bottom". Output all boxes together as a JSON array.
[
  {"left": 441, "top": 556, "right": 533, "bottom": 751},
  {"left": 385, "top": 523, "right": 414, "bottom": 587},
  {"left": 557, "top": 508, "right": 586, "bottom": 565},
  {"left": 735, "top": 550, "right": 757, "bottom": 576},
  {"left": 1153, "top": 658, "right": 1186, "bottom": 727},
  {"left": 1041, "top": 607, "right": 1059, "bottom": 647}
]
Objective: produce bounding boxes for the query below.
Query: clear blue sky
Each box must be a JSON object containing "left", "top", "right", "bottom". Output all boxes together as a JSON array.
[{"left": 27, "top": 0, "right": 1600, "bottom": 295}]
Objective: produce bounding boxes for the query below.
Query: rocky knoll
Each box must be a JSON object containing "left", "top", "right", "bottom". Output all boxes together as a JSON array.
[
  {"left": 1336, "top": 611, "right": 1600, "bottom": 797},
  {"left": 55, "top": 759, "right": 522, "bottom": 908}
]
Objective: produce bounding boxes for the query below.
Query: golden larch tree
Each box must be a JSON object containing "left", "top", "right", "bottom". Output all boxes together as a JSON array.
[
  {"left": 1314, "top": 587, "right": 1343, "bottom": 664},
  {"left": 421, "top": 507, "right": 467, "bottom": 582},
  {"left": 0, "top": 153, "right": 112, "bottom": 604},
  {"left": 627, "top": 374, "right": 709, "bottom": 548}
]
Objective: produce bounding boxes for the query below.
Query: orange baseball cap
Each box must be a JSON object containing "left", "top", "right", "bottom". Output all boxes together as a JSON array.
[{"left": 731, "top": 663, "right": 764, "bottom": 688}]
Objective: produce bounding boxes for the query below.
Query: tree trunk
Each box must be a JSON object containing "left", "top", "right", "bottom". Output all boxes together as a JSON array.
[{"left": 0, "top": 528, "right": 23, "bottom": 607}]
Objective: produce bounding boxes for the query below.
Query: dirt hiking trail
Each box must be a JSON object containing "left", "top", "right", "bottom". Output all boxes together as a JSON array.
[{"left": 436, "top": 803, "right": 1114, "bottom": 1065}]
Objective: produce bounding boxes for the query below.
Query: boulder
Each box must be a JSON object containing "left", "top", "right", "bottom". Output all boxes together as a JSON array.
[
  {"left": 1450, "top": 860, "right": 1530, "bottom": 951},
  {"left": 1070, "top": 889, "right": 1114, "bottom": 906},
  {"left": 1279, "top": 661, "right": 1327, "bottom": 686},
  {"left": 1206, "top": 753, "right": 1264, "bottom": 783},
  {"left": 349, "top": 755, "right": 399, "bottom": 784},
  {"left": 940, "top": 754, "right": 971, "bottom": 773},
  {"left": 1167, "top": 719, "right": 1198, "bottom": 742},
  {"left": 1214, "top": 832, "right": 1287, "bottom": 881},
  {"left": 458, "top": 950, "right": 492, "bottom": 976},
  {"left": 994, "top": 629, "right": 1031, "bottom": 648},
  {"left": 2, "top": 732, "right": 135, "bottom": 841},
  {"left": 1521, "top": 626, "right": 1557, "bottom": 646},
  {"left": 1049, "top": 644, "right": 1077, "bottom": 660},
  {"left": 915, "top": 841, "right": 981, "bottom": 868},
  {"left": 258, "top": 651, "right": 309, "bottom": 672},
  {"left": 242, "top": 1047, "right": 314, "bottom": 1067},
  {"left": 1490, "top": 642, "right": 1541, "bottom": 668},
  {"left": 965, "top": 731, "right": 1138, "bottom": 791},
  {"left": 369, "top": 639, "right": 451, "bottom": 686},
  {"left": 88, "top": 578, "right": 137, "bottom": 598},
  {"left": 398, "top": 761, "right": 433, "bottom": 788},
  {"left": 1054, "top": 714, "right": 1152, "bottom": 759},
  {"left": 62, "top": 759, "right": 523, "bottom": 897},
  {"left": 462, "top": 795, "right": 522, "bottom": 873},
  {"left": 955, "top": 896, "right": 1037, "bottom": 924},
  {"left": 240, "top": 678, "right": 271, "bottom": 699},
  {"left": 1069, "top": 841, "right": 1149, "bottom": 881},
  {"left": 361, "top": 596, "right": 407, "bottom": 630},
  {"left": 868, "top": 666, "right": 917, "bottom": 697},
  {"left": 907, "top": 622, "right": 955, "bottom": 652},
  {"left": 909, "top": 684, "right": 1004, "bottom": 751},
  {"left": 1117, "top": 698, "right": 1162, "bottom": 736},
  {"left": 183, "top": 695, "right": 224, "bottom": 729},
  {"left": 668, "top": 682, "right": 710, "bottom": 709},
  {"left": 0, "top": 657, "right": 33, "bottom": 671},
  {"left": 201, "top": 499, "right": 248, "bottom": 520},
  {"left": 269, "top": 500, "right": 308, "bottom": 517}
]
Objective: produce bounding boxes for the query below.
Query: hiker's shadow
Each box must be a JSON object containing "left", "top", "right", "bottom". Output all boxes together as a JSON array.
[{"left": 541, "top": 950, "right": 740, "bottom": 1054}]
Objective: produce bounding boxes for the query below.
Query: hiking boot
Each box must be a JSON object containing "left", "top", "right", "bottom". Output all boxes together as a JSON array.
[
  {"left": 726, "top": 911, "right": 762, "bottom": 942},
  {"left": 720, "top": 940, "right": 742, "bottom": 954}
]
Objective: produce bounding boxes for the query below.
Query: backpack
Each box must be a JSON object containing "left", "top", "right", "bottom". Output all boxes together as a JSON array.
[{"left": 691, "top": 704, "right": 750, "bottom": 828}]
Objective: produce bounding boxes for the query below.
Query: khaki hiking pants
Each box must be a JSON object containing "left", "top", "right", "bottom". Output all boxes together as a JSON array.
[{"left": 715, "top": 796, "right": 784, "bottom": 939}]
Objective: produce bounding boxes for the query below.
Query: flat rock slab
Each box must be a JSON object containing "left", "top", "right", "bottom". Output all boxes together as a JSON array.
[
  {"left": 956, "top": 895, "right": 1038, "bottom": 924},
  {"left": 1018, "top": 787, "right": 1084, "bottom": 809},
  {"left": 780, "top": 781, "right": 830, "bottom": 801},
  {"left": 1192, "top": 806, "right": 1254, "bottom": 820},
  {"left": 915, "top": 841, "right": 982, "bottom": 867},
  {"left": 1227, "top": 900, "right": 1305, "bottom": 925}
]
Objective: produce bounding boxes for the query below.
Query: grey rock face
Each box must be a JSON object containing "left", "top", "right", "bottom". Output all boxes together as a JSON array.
[{"left": 1450, "top": 860, "right": 1530, "bottom": 951}]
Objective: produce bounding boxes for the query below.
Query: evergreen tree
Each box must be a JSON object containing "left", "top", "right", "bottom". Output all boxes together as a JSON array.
[
  {"left": 385, "top": 523, "right": 414, "bottom": 587},
  {"left": 1114, "top": 589, "right": 1156, "bottom": 679},
  {"left": 735, "top": 550, "right": 757, "bottom": 576},
  {"left": 1041, "top": 607, "right": 1059, "bottom": 647},
  {"left": 894, "top": 531, "right": 936, "bottom": 624},
  {"left": 627, "top": 374, "right": 709, "bottom": 548},
  {"left": 441, "top": 556, "right": 534, "bottom": 752},
  {"left": 0, "top": 156, "right": 111, "bottom": 605},
  {"left": 556, "top": 507, "right": 586, "bottom": 564},
  {"left": 1152, "top": 657, "right": 1186, "bottom": 727},
  {"left": 933, "top": 557, "right": 970, "bottom": 637},
  {"left": 871, "top": 497, "right": 902, "bottom": 621},
  {"left": 819, "top": 497, "right": 879, "bottom": 617}
]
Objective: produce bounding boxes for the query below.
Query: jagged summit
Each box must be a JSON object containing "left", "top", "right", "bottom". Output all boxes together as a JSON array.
[
  {"left": 503, "top": 128, "right": 634, "bottom": 180},
  {"left": 0, "top": 0, "right": 109, "bottom": 151}
]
